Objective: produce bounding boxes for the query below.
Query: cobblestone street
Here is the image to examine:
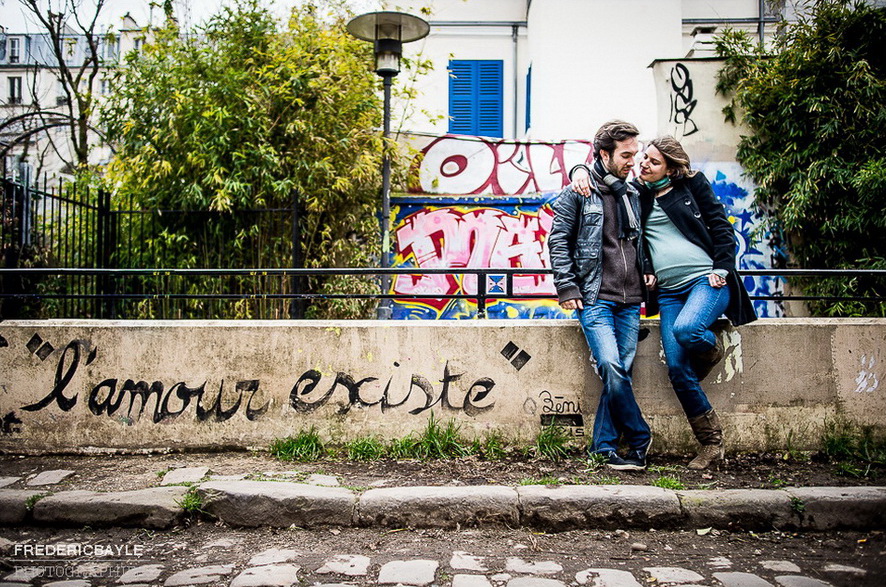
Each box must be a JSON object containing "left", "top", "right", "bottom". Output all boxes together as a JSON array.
[{"left": 2, "top": 525, "right": 883, "bottom": 587}]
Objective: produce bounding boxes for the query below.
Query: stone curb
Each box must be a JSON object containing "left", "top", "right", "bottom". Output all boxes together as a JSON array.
[
  {"left": 196, "top": 480, "right": 357, "bottom": 528},
  {"left": 357, "top": 486, "right": 519, "bottom": 528},
  {"left": 0, "top": 489, "right": 49, "bottom": 525},
  {"left": 675, "top": 489, "right": 796, "bottom": 530},
  {"left": 2, "top": 484, "right": 885, "bottom": 531},
  {"left": 785, "top": 486, "right": 886, "bottom": 530},
  {"left": 31, "top": 486, "right": 189, "bottom": 529},
  {"left": 518, "top": 484, "right": 681, "bottom": 531}
]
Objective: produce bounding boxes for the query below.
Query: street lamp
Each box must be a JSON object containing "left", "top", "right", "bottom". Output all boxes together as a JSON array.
[{"left": 347, "top": 11, "right": 429, "bottom": 319}]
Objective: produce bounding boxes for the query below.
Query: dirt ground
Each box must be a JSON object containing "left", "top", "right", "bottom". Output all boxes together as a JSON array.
[{"left": 0, "top": 448, "right": 880, "bottom": 493}]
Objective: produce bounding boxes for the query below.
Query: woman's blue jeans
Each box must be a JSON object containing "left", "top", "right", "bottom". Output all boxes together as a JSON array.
[
  {"left": 658, "top": 276, "right": 730, "bottom": 419},
  {"left": 578, "top": 300, "right": 651, "bottom": 454}
]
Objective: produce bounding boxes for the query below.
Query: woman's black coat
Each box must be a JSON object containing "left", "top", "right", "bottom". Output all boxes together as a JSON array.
[{"left": 635, "top": 172, "right": 757, "bottom": 326}]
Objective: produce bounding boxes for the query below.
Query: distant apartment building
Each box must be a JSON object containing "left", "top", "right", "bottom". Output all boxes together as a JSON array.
[{"left": 0, "top": 14, "right": 145, "bottom": 181}]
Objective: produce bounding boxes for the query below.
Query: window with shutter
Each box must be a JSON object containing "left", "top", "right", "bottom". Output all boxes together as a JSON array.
[{"left": 448, "top": 60, "right": 503, "bottom": 138}]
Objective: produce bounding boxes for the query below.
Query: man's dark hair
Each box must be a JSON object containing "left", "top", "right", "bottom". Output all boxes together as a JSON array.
[{"left": 594, "top": 120, "right": 640, "bottom": 157}]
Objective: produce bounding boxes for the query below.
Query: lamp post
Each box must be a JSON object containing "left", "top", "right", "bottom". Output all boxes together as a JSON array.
[{"left": 347, "top": 11, "right": 429, "bottom": 319}]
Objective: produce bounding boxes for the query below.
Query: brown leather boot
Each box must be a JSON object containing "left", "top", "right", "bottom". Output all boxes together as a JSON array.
[
  {"left": 690, "top": 337, "right": 724, "bottom": 381},
  {"left": 687, "top": 409, "right": 724, "bottom": 470}
]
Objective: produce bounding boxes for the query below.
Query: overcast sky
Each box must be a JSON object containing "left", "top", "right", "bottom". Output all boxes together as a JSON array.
[{"left": 1, "top": 0, "right": 385, "bottom": 33}]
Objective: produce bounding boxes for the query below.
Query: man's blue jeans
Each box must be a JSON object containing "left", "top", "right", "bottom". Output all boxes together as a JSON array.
[
  {"left": 578, "top": 300, "right": 651, "bottom": 454},
  {"left": 658, "top": 276, "right": 731, "bottom": 419}
]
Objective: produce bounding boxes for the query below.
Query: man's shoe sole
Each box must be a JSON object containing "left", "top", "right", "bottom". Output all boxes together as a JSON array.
[{"left": 606, "top": 462, "right": 646, "bottom": 471}]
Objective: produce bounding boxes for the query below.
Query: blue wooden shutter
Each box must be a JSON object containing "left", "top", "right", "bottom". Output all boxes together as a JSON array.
[
  {"left": 448, "top": 60, "right": 475, "bottom": 135},
  {"left": 524, "top": 64, "right": 532, "bottom": 133},
  {"left": 448, "top": 60, "right": 503, "bottom": 137}
]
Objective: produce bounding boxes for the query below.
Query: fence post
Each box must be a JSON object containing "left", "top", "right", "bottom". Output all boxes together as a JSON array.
[
  {"left": 96, "top": 188, "right": 116, "bottom": 318},
  {"left": 289, "top": 190, "right": 304, "bottom": 319},
  {"left": 477, "top": 270, "right": 487, "bottom": 319},
  {"left": 0, "top": 179, "right": 26, "bottom": 318}
]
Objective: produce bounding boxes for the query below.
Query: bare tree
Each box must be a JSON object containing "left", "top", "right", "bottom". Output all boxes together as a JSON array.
[{"left": 18, "top": 0, "right": 109, "bottom": 173}]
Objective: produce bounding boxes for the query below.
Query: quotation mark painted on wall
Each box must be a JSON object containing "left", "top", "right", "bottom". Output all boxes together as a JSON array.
[
  {"left": 855, "top": 354, "right": 880, "bottom": 393},
  {"left": 501, "top": 341, "right": 531, "bottom": 371},
  {"left": 26, "top": 333, "right": 55, "bottom": 361},
  {"left": 25, "top": 335, "right": 97, "bottom": 365}
]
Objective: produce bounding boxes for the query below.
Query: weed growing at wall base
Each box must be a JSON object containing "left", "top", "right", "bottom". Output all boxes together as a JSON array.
[
  {"left": 269, "top": 428, "right": 326, "bottom": 462},
  {"left": 822, "top": 419, "right": 886, "bottom": 480},
  {"left": 345, "top": 436, "right": 386, "bottom": 461},
  {"left": 412, "top": 413, "right": 472, "bottom": 460},
  {"left": 531, "top": 423, "right": 572, "bottom": 462}
]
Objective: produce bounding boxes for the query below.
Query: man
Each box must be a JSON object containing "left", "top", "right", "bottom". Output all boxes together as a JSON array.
[{"left": 547, "top": 120, "right": 653, "bottom": 470}]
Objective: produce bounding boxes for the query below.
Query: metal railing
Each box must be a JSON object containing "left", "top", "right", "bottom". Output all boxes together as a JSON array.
[{"left": 1, "top": 267, "right": 884, "bottom": 319}]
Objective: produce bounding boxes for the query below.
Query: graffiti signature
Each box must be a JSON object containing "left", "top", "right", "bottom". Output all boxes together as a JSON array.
[{"left": 669, "top": 63, "right": 699, "bottom": 137}]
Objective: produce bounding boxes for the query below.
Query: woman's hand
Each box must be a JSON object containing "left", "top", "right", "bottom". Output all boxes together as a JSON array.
[
  {"left": 560, "top": 298, "right": 584, "bottom": 311},
  {"left": 644, "top": 274, "right": 658, "bottom": 290},
  {"left": 708, "top": 273, "right": 727, "bottom": 288},
  {"left": 571, "top": 167, "right": 592, "bottom": 196}
]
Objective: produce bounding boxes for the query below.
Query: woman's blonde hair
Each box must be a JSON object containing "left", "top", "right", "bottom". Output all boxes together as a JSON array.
[{"left": 648, "top": 135, "right": 697, "bottom": 179}]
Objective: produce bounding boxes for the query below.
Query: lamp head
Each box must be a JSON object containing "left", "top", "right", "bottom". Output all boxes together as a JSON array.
[{"left": 347, "top": 11, "right": 430, "bottom": 77}]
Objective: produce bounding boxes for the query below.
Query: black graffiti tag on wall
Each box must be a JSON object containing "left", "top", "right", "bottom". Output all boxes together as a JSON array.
[
  {"left": 669, "top": 63, "right": 699, "bottom": 137},
  {"left": 289, "top": 361, "right": 495, "bottom": 417},
  {"left": 16, "top": 341, "right": 497, "bottom": 424},
  {"left": 20, "top": 341, "right": 269, "bottom": 423}
]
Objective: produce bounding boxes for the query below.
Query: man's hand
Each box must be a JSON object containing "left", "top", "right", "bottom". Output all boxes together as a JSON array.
[
  {"left": 560, "top": 298, "right": 584, "bottom": 311},
  {"left": 571, "top": 167, "right": 592, "bottom": 196},
  {"left": 644, "top": 273, "right": 658, "bottom": 290}
]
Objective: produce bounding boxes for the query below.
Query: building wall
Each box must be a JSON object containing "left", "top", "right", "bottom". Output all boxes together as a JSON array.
[
  {"left": 525, "top": 0, "right": 682, "bottom": 140},
  {"left": 390, "top": 0, "right": 786, "bottom": 141},
  {"left": 1, "top": 319, "right": 884, "bottom": 453}
]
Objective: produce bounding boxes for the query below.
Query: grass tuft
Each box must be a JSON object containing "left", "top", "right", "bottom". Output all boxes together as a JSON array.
[
  {"left": 651, "top": 475, "right": 685, "bottom": 490},
  {"left": 269, "top": 427, "right": 326, "bottom": 462},
  {"left": 344, "top": 436, "right": 386, "bottom": 461},
  {"left": 472, "top": 431, "right": 507, "bottom": 461},
  {"left": 532, "top": 423, "right": 572, "bottom": 462},
  {"left": 412, "top": 413, "right": 472, "bottom": 460},
  {"left": 821, "top": 419, "right": 886, "bottom": 479},
  {"left": 176, "top": 487, "right": 206, "bottom": 514}
]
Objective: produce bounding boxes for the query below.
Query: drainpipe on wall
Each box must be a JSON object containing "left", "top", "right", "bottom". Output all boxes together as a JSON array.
[
  {"left": 758, "top": 0, "right": 766, "bottom": 42},
  {"left": 512, "top": 24, "right": 519, "bottom": 137}
]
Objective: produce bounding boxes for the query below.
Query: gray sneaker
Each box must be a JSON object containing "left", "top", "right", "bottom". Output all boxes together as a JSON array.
[
  {"left": 602, "top": 451, "right": 645, "bottom": 471},
  {"left": 626, "top": 435, "right": 652, "bottom": 470}
]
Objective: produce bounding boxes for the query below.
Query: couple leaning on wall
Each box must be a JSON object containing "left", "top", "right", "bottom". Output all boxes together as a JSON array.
[{"left": 547, "top": 120, "right": 757, "bottom": 472}]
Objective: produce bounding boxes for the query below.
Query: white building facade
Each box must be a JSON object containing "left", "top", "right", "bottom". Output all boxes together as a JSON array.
[{"left": 387, "top": 0, "right": 791, "bottom": 142}]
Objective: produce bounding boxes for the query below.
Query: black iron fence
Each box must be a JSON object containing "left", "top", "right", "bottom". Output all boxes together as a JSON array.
[
  {"left": 1, "top": 267, "right": 885, "bottom": 319},
  {"left": 3, "top": 178, "right": 885, "bottom": 320},
  {"left": 1, "top": 178, "right": 301, "bottom": 319}
]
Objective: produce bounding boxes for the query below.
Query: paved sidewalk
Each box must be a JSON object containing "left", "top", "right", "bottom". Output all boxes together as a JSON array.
[
  {"left": 1, "top": 525, "right": 880, "bottom": 587},
  {"left": 1, "top": 464, "right": 884, "bottom": 532}
]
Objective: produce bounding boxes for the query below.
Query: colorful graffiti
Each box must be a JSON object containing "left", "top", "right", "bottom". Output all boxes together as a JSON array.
[
  {"left": 699, "top": 162, "right": 786, "bottom": 318},
  {"left": 411, "top": 135, "right": 594, "bottom": 196},
  {"left": 394, "top": 136, "right": 783, "bottom": 319},
  {"left": 390, "top": 195, "right": 564, "bottom": 320}
]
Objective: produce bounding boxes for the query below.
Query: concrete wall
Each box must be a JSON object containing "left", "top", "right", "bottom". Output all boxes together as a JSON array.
[{"left": 1, "top": 319, "right": 884, "bottom": 454}]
